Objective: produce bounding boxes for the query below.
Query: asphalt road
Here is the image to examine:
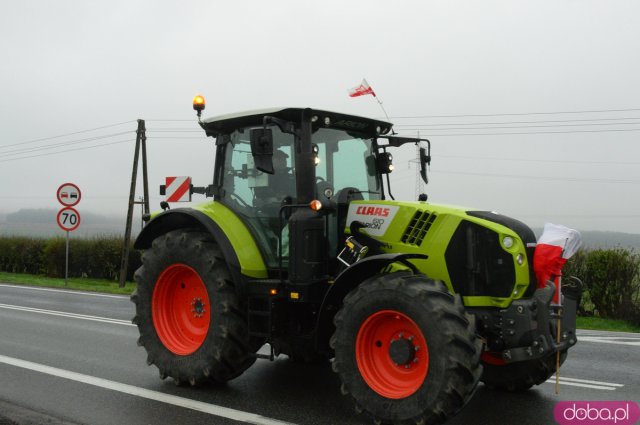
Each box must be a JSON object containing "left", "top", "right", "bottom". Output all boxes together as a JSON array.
[{"left": 0, "top": 283, "right": 638, "bottom": 425}]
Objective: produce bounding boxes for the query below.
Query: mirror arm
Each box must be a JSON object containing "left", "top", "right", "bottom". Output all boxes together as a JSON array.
[{"left": 263, "top": 116, "right": 297, "bottom": 136}]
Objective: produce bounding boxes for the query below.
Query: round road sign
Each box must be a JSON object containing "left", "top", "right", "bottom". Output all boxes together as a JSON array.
[
  {"left": 57, "top": 183, "right": 81, "bottom": 207},
  {"left": 57, "top": 207, "right": 81, "bottom": 232}
]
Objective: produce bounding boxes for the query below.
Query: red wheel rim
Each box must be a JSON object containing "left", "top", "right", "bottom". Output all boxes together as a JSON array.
[
  {"left": 356, "top": 310, "right": 429, "bottom": 399},
  {"left": 152, "top": 264, "right": 210, "bottom": 355}
]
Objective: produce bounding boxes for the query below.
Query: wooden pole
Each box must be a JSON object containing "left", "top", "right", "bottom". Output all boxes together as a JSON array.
[{"left": 119, "top": 120, "right": 145, "bottom": 287}]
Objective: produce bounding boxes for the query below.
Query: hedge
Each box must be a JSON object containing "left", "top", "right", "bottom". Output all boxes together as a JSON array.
[
  {"left": 559, "top": 247, "right": 640, "bottom": 325},
  {"left": 0, "top": 236, "right": 140, "bottom": 281}
]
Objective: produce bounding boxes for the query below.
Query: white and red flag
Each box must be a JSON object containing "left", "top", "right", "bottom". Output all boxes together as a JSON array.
[
  {"left": 533, "top": 222, "right": 582, "bottom": 303},
  {"left": 348, "top": 79, "right": 376, "bottom": 97}
]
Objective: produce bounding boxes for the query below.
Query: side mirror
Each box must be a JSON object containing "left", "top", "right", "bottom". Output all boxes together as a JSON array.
[
  {"left": 250, "top": 128, "right": 274, "bottom": 174},
  {"left": 419, "top": 147, "right": 431, "bottom": 184}
]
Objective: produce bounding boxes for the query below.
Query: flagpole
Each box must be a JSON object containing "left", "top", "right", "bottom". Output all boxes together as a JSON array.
[
  {"left": 349, "top": 78, "right": 395, "bottom": 133},
  {"left": 373, "top": 95, "right": 391, "bottom": 122}
]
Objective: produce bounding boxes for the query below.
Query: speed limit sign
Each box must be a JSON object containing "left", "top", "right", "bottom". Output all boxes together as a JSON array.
[{"left": 57, "top": 207, "right": 81, "bottom": 232}]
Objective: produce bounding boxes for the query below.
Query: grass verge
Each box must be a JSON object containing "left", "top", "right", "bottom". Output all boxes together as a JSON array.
[
  {"left": 0, "top": 272, "right": 135, "bottom": 295},
  {"left": 576, "top": 315, "right": 640, "bottom": 333}
]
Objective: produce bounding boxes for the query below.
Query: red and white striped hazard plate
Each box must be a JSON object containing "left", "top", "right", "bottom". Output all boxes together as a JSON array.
[{"left": 165, "top": 176, "right": 192, "bottom": 202}]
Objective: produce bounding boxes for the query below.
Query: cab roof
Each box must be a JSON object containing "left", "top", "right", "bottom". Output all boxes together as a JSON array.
[{"left": 200, "top": 107, "right": 393, "bottom": 138}]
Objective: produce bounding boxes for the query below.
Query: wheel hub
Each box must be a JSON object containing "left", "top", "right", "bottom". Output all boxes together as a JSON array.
[
  {"left": 191, "top": 297, "right": 206, "bottom": 318},
  {"left": 389, "top": 335, "right": 417, "bottom": 366}
]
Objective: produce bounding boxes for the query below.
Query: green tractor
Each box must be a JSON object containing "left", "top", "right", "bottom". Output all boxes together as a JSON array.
[{"left": 131, "top": 98, "right": 582, "bottom": 425}]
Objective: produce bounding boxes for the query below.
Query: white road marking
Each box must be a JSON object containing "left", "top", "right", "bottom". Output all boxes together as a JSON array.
[
  {"left": 549, "top": 376, "right": 624, "bottom": 387},
  {"left": 545, "top": 376, "right": 624, "bottom": 391},
  {"left": 0, "top": 354, "right": 296, "bottom": 425},
  {"left": 545, "top": 380, "right": 617, "bottom": 391},
  {"left": 579, "top": 336, "right": 640, "bottom": 346},
  {"left": 0, "top": 303, "right": 135, "bottom": 327},
  {"left": 0, "top": 283, "right": 130, "bottom": 299}
]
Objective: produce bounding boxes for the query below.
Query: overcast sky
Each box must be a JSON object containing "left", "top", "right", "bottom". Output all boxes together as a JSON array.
[{"left": 1, "top": 1, "right": 639, "bottom": 234}]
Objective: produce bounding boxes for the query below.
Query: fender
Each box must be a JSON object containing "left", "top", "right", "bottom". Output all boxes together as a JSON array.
[
  {"left": 135, "top": 206, "right": 268, "bottom": 287},
  {"left": 315, "top": 253, "right": 429, "bottom": 353}
]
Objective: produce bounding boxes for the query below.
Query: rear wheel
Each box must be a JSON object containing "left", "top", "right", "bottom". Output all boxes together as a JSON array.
[
  {"left": 131, "top": 229, "right": 256, "bottom": 385},
  {"left": 331, "top": 272, "right": 482, "bottom": 425}
]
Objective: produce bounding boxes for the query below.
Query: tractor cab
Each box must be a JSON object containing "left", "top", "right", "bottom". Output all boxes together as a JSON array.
[{"left": 199, "top": 106, "right": 430, "bottom": 275}]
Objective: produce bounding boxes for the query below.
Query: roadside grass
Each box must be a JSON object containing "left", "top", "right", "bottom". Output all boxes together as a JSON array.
[
  {"left": 1, "top": 272, "right": 639, "bottom": 333},
  {"left": 576, "top": 316, "right": 640, "bottom": 333},
  {"left": 0, "top": 272, "right": 135, "bottom": 295}
]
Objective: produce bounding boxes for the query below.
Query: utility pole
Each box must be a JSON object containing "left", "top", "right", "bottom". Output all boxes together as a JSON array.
[{"left": 119, "top": 120, "right": 149, "bottom": 287}]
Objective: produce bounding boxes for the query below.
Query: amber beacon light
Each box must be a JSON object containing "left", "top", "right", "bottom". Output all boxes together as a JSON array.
[{"left": 193, "top": 95, "right": 206, "bottom": 118}]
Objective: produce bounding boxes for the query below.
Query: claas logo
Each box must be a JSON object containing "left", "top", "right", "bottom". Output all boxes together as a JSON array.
[{"left": 355, "top": 206, "right": 390, "bottom": 217}]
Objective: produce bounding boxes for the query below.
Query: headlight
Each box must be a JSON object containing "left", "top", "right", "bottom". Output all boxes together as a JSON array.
[
  {"left": 502, "top": 236, "right": 514, "bottom": 249},
  {"left": 516, "top": 253, "right": 524, "bottom": 265}
]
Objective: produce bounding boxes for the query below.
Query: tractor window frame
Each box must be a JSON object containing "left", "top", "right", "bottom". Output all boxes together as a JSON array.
[{"left": 214, "top": 126, "right": 297, "bottom": 269}]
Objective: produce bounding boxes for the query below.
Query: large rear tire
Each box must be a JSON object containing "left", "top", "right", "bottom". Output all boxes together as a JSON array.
[
  {"left": 131, "top": 229, "right": 256, "bottom": 385},
  {"left": 331, "top": 272, "right": 482, "bottom": 425}
]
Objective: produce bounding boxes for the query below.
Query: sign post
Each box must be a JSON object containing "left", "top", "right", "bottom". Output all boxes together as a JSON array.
[{"left": 56, "top": 184, "right": 82, "bottom": 286}]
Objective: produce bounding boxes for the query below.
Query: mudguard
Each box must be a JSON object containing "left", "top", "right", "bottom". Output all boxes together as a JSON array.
[
  {"left": 135, "top": 205, "right": 268, "bottom": 285},
  {"left": 315, "top": 253, "right": 428, "bottom": 353}
]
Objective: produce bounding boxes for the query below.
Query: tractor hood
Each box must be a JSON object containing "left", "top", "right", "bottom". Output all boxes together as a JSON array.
[{"left": 345, "top": 200, "right": 537, "bottom": 307}]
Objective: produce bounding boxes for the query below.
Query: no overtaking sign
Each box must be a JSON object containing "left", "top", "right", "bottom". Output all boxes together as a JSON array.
[
  {"left": 57, "top": 183, "right": 81, "bottom": 207},
  {"left": 56, "top": 182, "right": 81, "bottom": 232}
]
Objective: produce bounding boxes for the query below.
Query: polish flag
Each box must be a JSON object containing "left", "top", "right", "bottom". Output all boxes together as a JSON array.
[
  {"left": 348, "top": 79, "right": 375, "bottom": 97},
  {"left": 533, "top": 223, "right": 582, "bottom": 303}
]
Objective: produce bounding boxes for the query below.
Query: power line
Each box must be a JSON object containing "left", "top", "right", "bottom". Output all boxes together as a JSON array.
[
  {"left": 147, "top": 136, "right": 206, "bottom": 139},
  {"left": 145, "top": 119, "right": 194, "bottom": 122},
  {"left": 413, "top": 128, "right": 640, "bottom": 137},
  {"left": 435, "top": 154, "right": 640, "bottom": 166},
  {"left": 146, "top": 129, "right": 201, "bottom": 132},
  {"left": 389, "top": 108, "right": 640, "bottom": 119},
  {"left": 393, "top": 116, "right": 640, "bottom": 127},
  {"left": 0, "top": 121, "right": 135, "bottom": 149},
  {"left": 429, "top": 170, "right": 640, "bottom": 184},
  {"left": 392, "top": 169, "right": 640, "bottom": 184},
  {"left": 395, "top": 121, "right": 640, "bottom": 132},
  {"left": 0, "top": 139, "right": 133, "bottom": 163},
  {"left": 0, "top": 131, "right": 132, "bottom": 157}
]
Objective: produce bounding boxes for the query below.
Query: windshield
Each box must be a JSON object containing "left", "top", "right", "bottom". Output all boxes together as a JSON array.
[{"left": 312, "top": 128, "right": 381, "bottom": 200}]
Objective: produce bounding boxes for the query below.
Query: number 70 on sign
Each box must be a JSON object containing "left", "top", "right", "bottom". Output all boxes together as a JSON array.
[{"left": 57, "top": 207, "right": 81, "bottom": 232}]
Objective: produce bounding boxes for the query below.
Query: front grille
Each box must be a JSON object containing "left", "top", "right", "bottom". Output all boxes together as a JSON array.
[
  {"left": 445, "top": 220, "right": 515, "bottom": 297},
  {"left": 401, "top": 210, "right": 437, "bottom": 246}
]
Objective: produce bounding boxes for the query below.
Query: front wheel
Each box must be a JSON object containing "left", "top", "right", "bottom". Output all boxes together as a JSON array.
[
  {"left": 331, "top": 272, "right": 482, "bottom": 425},
  {"left": 131, "top": 229, "right": 256, "bottom": 385}
]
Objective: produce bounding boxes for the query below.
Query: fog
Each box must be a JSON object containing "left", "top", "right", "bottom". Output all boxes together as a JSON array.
[{"left": 1, "top": 1, "right": 639, "bottom": 233}]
